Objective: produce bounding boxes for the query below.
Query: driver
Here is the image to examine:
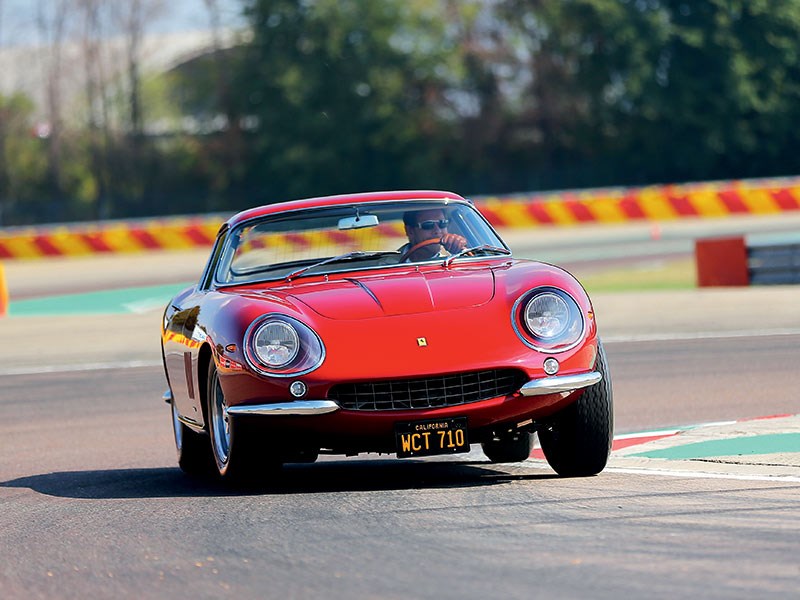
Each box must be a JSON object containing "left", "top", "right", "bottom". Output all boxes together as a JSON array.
[{"left": 400, "top": 209, "right": 467, "bottom": 261}]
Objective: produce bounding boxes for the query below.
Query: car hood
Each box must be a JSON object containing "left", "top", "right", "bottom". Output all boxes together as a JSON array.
[{"left": 283, "top": 268, "right": 496, "bottom": 319}]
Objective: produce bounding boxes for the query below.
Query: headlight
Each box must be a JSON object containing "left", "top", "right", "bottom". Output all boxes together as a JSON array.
[
  {"left": 525, "top": 293, "right": 571, "bottom": 339},
  {"left": 253, "top": 320, "right": 299, "bottom": 367},
  {"left": 513, "top": 287, "right": 584, "bottom": 352},
  {"left": 245, "top": 314, "right": 325, "bottom": 376}
]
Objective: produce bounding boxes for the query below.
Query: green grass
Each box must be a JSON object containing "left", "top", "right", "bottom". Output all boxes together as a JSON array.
[{"left": 573, "top": 257, "right": 697, "bottom": 293}]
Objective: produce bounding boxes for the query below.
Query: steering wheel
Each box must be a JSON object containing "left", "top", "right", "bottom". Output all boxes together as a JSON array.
[{"left": 399, "top": 238, "right": 442, "bottom": 262}]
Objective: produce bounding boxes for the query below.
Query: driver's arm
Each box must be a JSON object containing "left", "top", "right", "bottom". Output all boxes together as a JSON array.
[{"left": 441, "top": 233, "right": 467, "bottom": 253}]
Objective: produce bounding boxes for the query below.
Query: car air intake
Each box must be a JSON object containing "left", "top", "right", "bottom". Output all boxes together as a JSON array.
[{"left": 328, "top": 369, "right": 527, "bottom": 411}]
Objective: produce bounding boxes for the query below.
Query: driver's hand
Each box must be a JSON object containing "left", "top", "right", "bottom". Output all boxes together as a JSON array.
[{"left": 441, "top": 234, "right": 467, "bottom": 253}]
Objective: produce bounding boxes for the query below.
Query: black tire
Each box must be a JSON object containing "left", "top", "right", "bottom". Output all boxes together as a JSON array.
[
  {"left": 207, "top": 361, "right": 281, "bottom": 482},
  {"left": 171, "top": 398, "right": 215, "bottom": 476},
  {"left": 538, "top": 340, "right": 614, "bottom": 476},
  {"left": 482, "top": 431, "right": 534, "bottom": 463},
  {"left": 281, "top": 447, "right": 320, "bottom": 464}
]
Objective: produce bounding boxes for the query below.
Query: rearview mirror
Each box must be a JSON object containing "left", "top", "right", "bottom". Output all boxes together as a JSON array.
[{"left": 338, "top": 214, "right": 379, "bottom": 230}]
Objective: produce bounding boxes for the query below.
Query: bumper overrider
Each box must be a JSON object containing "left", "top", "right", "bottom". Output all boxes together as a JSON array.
[{"left": 222, "top": 371, "right": 602, "bottom": 416}]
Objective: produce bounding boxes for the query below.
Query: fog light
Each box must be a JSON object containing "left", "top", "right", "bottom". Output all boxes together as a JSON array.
[
  {"left": 543, "top": 357, "right": 559, "bottom": 376},
  {"left": 289, "top": 381, "right": 307, "bottom": 398}
]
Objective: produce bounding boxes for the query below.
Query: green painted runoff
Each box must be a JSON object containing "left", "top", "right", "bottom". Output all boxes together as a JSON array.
[
  {"left": 632, "top": 434, "right": 800, "bottom": 460},
  {"left": 8, "top": 284, "right": 192, "bottom": 316}
]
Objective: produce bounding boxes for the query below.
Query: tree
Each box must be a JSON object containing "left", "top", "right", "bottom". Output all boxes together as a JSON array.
[
  {"left": 644, "top": 0, "right": 800, "bottom": 180},
  {"left": 512, "top": 0, "right": 800, "bottom": 184},
  {"left": 75, "top": 0, "right": 114, "bottom": 219},
  {"left": 237, "top": 0, "right": 457, "bottom": 203},
  {"left": 35, "top": 0, "right": 70, "bottom": 221},
  {"left": 0, "top": 93, "right": 49, "bottom": 225},
  {"left": 107, "top": 0, "right": 166, "bottom": 215}
]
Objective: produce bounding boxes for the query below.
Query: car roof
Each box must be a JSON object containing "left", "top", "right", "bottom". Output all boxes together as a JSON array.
[{"left": 225, "top": 190, "right": 466, "bottom": 229}]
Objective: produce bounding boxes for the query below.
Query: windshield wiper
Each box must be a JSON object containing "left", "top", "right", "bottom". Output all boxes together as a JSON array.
[
  {"left": 284, "top": 251, "right": 386, "bottom": 281},
  {"left": 442, "top": 245, "right": 511, "bottom": 268}
]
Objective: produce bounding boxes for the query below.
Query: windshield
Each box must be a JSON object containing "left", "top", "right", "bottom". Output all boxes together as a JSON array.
[{"left": 214, "top": 200, "right": 508, "bottom": 285}]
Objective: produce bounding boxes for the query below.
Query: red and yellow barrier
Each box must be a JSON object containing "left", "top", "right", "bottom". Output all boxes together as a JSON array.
[
  {"left": 0, "top": 262, "right": 8, "bottom": 316},
  {"left": 0, "top": 216, "right": 222, "bottom": 260},
  {"left": 1, "top": 177, "right": 799, "bottom": 260},
  {"left": 476, "top": 178, "right": 800, "bottom": 227}
]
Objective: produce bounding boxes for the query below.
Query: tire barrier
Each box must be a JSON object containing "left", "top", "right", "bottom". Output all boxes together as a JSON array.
[
  {"left": 1, "top": 176, "right": 800, "bottom": 260},
  {"left": 695, "top": 236, "right": 800, "bottom": 286}
]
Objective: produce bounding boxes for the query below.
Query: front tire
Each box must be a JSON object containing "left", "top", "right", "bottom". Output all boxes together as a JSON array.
[
  {"left": 172, "top": 398, "right": 214, "bottom": 476},
  {"left": 482, "top": 431, "right": 534, "bottom": 463},
  {"left": 207, "top": 361, "right": 280, "bottom": 481},
  {"left": 538, "top": 340, "right": 614, "bottom": 476}
]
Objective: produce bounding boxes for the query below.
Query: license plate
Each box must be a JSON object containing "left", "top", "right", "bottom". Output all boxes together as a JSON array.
[{"left": 394, "top": 417, "right": 469, "bottom": 458}]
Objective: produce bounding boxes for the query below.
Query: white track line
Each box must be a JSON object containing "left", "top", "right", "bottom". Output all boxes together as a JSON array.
[
  {"left": 603, "top": 466, "right": 800, "bottom": 483},
  {"left": 0, "top": 360, "right": 161, "bottom": 376},
  {"left": 522, "top": 461, "right": 800, "bottom": 483},
  {"left": 603, "top": 328, "right": 800, "bottom": 343}
]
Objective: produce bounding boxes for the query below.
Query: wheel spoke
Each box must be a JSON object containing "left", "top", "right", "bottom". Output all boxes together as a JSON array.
[{"left": 211, "top": 371, "right": 230, "bottom": 464}]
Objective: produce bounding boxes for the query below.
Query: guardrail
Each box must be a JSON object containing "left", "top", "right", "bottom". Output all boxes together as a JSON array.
[
  {"left": 695, "top": 236, "right": 800, "bottom": 286},
  {"left": 2, "top": 176, "right": 800, "bottom": 260},
  {"left": 748, "top": 242, "right": 800, "bottom": 285}
]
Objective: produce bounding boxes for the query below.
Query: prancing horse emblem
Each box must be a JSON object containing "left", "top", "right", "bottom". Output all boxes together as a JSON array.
[{"left": 417, "top": 337, "right": 428, "bottom": 347}]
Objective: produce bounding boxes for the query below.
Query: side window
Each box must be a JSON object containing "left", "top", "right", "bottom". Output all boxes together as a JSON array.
[
  {"left": 448, "top": 208, "right": 476, "bottom": 246},
  {"left": 199, "top": 231, "right": 227, "bottom": 290}
]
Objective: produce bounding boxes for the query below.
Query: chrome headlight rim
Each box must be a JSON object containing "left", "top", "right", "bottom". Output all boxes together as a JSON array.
[
  {"left": 511, "top": 286, "right": 585, "bottom": 354},
  {"left": 244, "top": 313, "right": 325, "bottom": 377}
]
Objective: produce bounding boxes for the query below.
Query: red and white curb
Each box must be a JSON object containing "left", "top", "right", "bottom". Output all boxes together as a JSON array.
[{"left": 526, "top": 414, "right": 800, "bottom": 482}]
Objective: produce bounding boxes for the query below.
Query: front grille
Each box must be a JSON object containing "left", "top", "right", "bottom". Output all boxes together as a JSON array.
[{"left": 329, "top": 369, "right": 527, "bottom": 411}]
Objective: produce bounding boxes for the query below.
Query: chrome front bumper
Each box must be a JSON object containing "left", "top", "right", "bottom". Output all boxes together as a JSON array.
[
  {"left": 518, "top": 371, "right": 601, "bottom": 396},
  {"left": 171, "top": 372, "right": 600, "bottom": 419},
  {"left": 225, "top": 400, "right": 340, "bottom": 416},
  {"left": 222, "top": 372, "right": 600, "bottom": 416}
]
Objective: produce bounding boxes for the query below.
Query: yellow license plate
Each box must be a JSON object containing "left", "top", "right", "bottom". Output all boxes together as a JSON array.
[{"left": 394, "top": 417, "right": 469, "bottom": 458}]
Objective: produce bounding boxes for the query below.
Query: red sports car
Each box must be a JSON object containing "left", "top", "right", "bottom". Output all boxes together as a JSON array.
[{"left": 161, "top": 190, "right": 613, "bottom": 480}]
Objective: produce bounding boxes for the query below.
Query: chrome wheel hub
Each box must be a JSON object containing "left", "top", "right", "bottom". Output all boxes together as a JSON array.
[{"left": 210, "top": 371, "right": 231, "bottom": 465}]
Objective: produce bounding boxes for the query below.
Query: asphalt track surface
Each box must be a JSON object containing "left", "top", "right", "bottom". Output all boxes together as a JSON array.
[{"left": 1, "top": 215, "right": 799, "bottom": 598}]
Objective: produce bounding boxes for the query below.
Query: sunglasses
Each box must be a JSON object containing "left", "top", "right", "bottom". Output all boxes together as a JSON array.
[{"left": 415, "top": 219, "right": 449, "bottom": 230}]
